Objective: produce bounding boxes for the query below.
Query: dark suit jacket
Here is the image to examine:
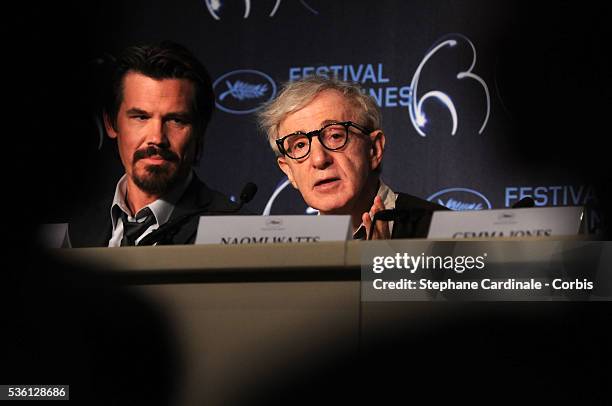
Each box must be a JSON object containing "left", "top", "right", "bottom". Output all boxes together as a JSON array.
[
  {"left": 390, "top": 192, "right": 449, "bottom": 239},
  {"left": 68, "top": 175, "right": 239, "bottom": 247}
]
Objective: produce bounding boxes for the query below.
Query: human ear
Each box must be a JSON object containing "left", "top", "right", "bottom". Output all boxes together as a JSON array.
[
  {"left": 103, "top": 112, "right": 118, "bottom": 139},
  {"left": 369, "top": 130, "right": 386, "bottom": 171}
]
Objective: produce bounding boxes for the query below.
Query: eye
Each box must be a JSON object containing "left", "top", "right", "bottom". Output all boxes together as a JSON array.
[
  {"left": 167, "top": 117, "right": 191, "bottom": 127},
  {"left": 131, "top": 114, "right": 148, "bottom": 121},
  {"left": 286, "top": 134, "right": 309, "bottom": 153},
  {"left": 322, "top": 125, "right": 346, "bottom": 146}
]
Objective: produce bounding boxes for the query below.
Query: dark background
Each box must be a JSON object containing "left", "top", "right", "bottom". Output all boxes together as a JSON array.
[
  {"left": 12, "top": 0, "right": 611, "bottom": 230},
  {"left": 4, "top": 1, "right": 612, "bottom": 403}
]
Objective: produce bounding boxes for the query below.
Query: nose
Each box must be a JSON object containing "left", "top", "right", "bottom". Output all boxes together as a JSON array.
[
  {"left": 145, "top": 118, "right": 169, "bottom": 146},
  {"left": 309, "top": 136, "right": 333, "bottom": 169}
]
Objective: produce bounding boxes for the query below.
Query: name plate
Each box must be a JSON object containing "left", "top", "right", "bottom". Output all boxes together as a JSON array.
[
  {"left": 427, "top": 206, "right": 584, "bottom": 239},
  {"left": 195, "top": 215, "right": 351, "bottom": 244}
]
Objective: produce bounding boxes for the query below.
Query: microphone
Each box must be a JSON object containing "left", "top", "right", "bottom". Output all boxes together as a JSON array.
[
  {"left": 138, "top": 182, "right": 257, "bottom": 246},
  {"left": 238, "top": 182, "right": 258, "bottom": 207},
  {"left": 512, "top": 196, "right": 535, "bottom": 208}
]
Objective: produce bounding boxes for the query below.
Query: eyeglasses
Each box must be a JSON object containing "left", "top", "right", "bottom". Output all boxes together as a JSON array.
[{"left": 276, "top": 121, "right": 372, "bottom": 160}]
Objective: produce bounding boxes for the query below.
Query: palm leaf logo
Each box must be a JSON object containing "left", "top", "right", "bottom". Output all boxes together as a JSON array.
[{"left": 219, "top": 80, "right": 268, "bottom": 101}]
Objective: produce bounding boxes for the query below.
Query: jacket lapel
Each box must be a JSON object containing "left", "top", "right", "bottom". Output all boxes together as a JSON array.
[{"left": 167, "top": 176, "right": 215, "bottom": 245}]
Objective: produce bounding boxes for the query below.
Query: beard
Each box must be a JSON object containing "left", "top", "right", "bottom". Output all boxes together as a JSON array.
[
  {"left": 132, "top": 162, "right": 182, "bottom": 195},
  {"left": 131, "top": 146, "right": 187, "bottom": 195}
]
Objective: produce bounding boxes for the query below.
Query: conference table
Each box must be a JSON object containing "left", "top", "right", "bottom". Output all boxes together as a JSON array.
[{"left": 51, "top": 237, "right": 606, "bottom": 405}]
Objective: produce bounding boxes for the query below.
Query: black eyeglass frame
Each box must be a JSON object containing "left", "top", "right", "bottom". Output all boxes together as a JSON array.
[{"left": 276, "top": 121, "right": 373, "bottom": 160}]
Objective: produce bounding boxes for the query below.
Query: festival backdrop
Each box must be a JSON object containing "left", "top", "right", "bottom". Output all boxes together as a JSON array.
[{"left": 30, "top": 0, "right": 610, "bottom": 233}]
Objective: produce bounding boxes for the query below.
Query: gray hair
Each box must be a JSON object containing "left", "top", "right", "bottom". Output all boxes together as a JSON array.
[{"left": 257, "top": 76, "right": 382, "bottom": 156}]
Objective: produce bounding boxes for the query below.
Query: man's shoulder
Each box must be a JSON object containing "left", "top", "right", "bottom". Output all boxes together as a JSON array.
[
  {"left": 165, "top": 175, "right": 246, "bottom": 245},
  {"left": 394, "top": 192, "right": 449, "bottom": 212},
  {"left": 184, "top": 175, "right": 242, "bottom": 213},
  {"left": 391, "top": 192, "right": 449, "bottom": 239}
]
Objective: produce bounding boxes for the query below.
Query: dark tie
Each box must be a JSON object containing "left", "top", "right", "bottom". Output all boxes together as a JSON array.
[{"left": 120, "top": 207, "right": 156, "bottom": 246}]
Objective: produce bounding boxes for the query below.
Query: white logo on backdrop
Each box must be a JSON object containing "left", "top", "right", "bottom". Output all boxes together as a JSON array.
[
  {"left": 427, "top": 188, "right": 492, "bottom": 210},
  {"left": 213, "top": 69, "right": 277, "bottom": 114},
  {"left": 409, "top": 34, "right": 490, "bottom": 136},
  {"left": 204, "top": 0, "right": 318, "bottom": 20}
]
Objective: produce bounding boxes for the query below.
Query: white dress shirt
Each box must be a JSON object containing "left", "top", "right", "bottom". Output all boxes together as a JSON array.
[{"left": 108, "top": 171, "right": 193, "bottom": 247}]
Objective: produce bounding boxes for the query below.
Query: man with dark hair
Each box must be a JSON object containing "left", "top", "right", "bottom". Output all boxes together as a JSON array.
[{"left": 69, "top": 41, "right": 238, "bottom": 247}]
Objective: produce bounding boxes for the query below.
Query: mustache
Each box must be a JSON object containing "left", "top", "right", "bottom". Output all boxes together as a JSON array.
[{"left": 133, "top": 146, "right": 179, "bottom": 162}]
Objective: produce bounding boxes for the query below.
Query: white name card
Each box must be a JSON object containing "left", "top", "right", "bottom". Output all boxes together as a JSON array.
[
  {"left": 427, "top": 206, "right": 584, "bottom": 239},
  {"left": 195, "top": 215, "right": 352, "bottom": 245}
]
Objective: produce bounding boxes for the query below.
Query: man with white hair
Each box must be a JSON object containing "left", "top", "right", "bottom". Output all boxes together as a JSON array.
[{"left": 258, "top": 76, "right": 446, "bottom": 239}]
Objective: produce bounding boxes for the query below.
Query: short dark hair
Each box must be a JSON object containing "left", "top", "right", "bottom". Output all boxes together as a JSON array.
[{"left": 105, "top": 41, "right": 214, "bottom": 139}]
